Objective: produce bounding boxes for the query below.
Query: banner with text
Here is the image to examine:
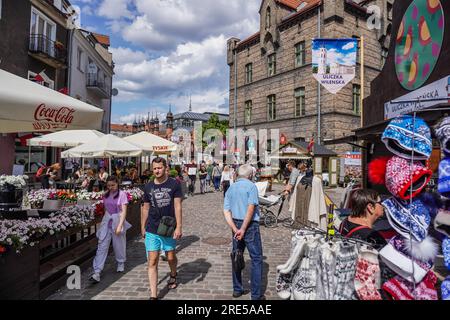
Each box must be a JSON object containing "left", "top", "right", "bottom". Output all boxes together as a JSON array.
[{"left": 312, "top": 39, "right": 358, "bottom": 94}]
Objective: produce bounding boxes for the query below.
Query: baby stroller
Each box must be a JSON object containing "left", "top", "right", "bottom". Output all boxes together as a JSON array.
[{"left": 256, "top": 181, "right": 286, "bottom": 228}]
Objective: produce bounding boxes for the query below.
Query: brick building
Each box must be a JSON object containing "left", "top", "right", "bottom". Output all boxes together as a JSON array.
[{"left": 227, "top": 0, "right": 394, "bottom": 155}]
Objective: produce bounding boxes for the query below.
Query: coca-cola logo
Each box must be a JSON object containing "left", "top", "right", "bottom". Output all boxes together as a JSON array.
[{"left": 34, "top": 103, "right": 75, "bottom": 124}]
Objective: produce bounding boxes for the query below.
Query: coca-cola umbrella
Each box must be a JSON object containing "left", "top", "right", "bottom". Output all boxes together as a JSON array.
[{"left": 0, "top": 69, "right": 104, "bottom": 133}]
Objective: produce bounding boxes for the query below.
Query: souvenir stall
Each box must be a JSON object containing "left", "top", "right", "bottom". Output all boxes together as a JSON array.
[{"left": 276, "top": 0, "right": 450, "bottom": 300}]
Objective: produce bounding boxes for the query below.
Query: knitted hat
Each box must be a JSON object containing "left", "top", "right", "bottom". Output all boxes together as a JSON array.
[
  {"left": 435, "top": 116, "right": 450, "bottom": 156},
  {"left": 382, "top": 271, "right": 438, "bottom": 300},
  {"left": 379, "top": 238, "right": 430, "bottom": 284},
  {"left": 354, "top": 247, "right": 382, "bottom": 300},
  {"left": 386, "top": 156, "right": 432, "bottom": 199},
  {"left": 381, "top": 115, "right": 432, "bottom": 160},
  {"left": 434, "top": 209, "right": 450, "bottom": 237},
  {"left": 438, "top": 158, "right": 450, "bottom": 198},
  {"left": 442, "top": 276, "right": 450, "bottom": 301},
  {"left": 383, "top": 197, "right": 431, "bottom": 242},
  {"left": 443, "top": 237, "right": 450, "bottom": 271}
]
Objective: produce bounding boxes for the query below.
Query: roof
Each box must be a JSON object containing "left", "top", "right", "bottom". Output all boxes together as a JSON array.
[
  {"left": 236, "top": 32, "right": 260, "bottom": 50},
  {"left": 92, "top": 33, "right": 111, "bottom": 47},
  {"left": 280, "top": 0, "right": 321, "bottom": 24},
  {"left": 277, "top": 0, "right": 303, "bottom": 10},
  {"left": 292, "top": 140, "right": 337, "bottom": 156},
  {"left": 110, "top": 124, "right": 133, "bottom": 132},
  {"left": 173, "top": 111, "right": 210, "bottom": 121}
]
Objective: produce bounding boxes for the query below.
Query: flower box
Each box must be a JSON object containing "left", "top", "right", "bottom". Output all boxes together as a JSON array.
[{"left": 42, "top": 199, "right": 64, "bottom": 210}]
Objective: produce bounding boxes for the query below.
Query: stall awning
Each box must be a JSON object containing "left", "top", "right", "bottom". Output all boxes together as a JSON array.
[
  {"left": 270, "top": 155, "right": 311, "bottom": 160},
  {"left": 123, "top": 131, "right": 177, "bottom": 152},
  {"left": 0, "top": 69, "right": 104, "bottom": 133}
]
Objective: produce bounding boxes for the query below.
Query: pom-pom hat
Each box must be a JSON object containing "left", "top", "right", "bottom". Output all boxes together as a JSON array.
[{"left": 382, "top": 115, "right": 432, "bottom": 160}]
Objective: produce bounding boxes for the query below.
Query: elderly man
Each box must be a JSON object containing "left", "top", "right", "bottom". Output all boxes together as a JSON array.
[{"left": 223, "top": 164, "right": 265, "bottom": 300}]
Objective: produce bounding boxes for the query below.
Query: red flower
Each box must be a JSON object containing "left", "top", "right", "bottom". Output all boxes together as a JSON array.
[{"left": 0, "top": 245, "right": 6, "bottom": 254}]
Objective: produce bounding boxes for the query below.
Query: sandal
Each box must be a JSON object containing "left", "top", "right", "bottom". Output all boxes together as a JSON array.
[{"left": 167, "top": 272, "right": 178, "bottom": 289}]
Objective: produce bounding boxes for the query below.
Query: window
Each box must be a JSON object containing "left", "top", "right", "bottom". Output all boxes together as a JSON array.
[
  {"left": 268, "top": 53, "right": 276, "bottom": 76},
  {"left": 245, "top": 100, "right": 252, "bottom": 124},
  {"left": 77, "top": 47, "right": 83, "bottom": 71},
  {"left": 265, "top": 7, "right": 271, "bottom": 30},
  {"left": 267, "top": 95, "right": 276, "bottom": 121},
  {"left": 294, "top": 87, "right": 306, "bottom": 117},
  {"left": 353, "top": 84, "right": 361, "bottom": 114},
  {"left": 295, "top": 42, "right": 306, "bottom": 67},
  {"left": 245, "top": 63, "right": 253, "bottom": 83},
  {"left": 30, "top": 7, "right": 56, "bottom": 40},
  {"left": 381, "top": 47, "right": 388, "bottom": 68}
]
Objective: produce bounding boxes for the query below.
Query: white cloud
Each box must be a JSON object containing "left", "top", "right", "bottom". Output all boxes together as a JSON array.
[
  {"left": 342, "top": 42, "right": 355, "bottom": 50},
  {"left": 98, "top": 0, "right": 133, "bottom": 19},
  {"left": 110, "top": 47, "right": 148, "bottom": 64}
]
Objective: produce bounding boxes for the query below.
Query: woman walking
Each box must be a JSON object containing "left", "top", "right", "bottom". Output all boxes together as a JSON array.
[
  {"left": 199, "top": 165, "right": 208, "bottom": 194},
  {"left": 90, "top": 176, "right": 131, "bottom": 283},
  {"left": 212, "top": 163, "right": 222, "bottom": 192},
  {"left": 221, "top": 165, "right": 234, "bottom": 197}
]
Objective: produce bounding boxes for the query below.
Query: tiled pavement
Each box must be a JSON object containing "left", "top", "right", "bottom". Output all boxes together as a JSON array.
[{"left": 48, "top": 183, "right": 342, "bottom": 300}]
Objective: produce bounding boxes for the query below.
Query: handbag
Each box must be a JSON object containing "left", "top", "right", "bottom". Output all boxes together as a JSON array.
[
  {"left": 150, "top": 184, "right": 177, "bottom": 237},
  {"left": 231, "top": 246, "right": 245, "bottom": 272}
]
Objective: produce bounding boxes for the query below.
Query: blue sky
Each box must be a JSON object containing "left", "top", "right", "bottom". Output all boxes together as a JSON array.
[
  {"left": 70, "top": 0, "right": 261, "bottom": 124},
  {"left": 312, "top": 39, "right": 357, "bottom": 66}
]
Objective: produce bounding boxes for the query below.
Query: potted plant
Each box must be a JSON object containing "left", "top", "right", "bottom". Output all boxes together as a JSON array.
[{"left": 0, "top": 175, "right": 28, "bottom": 210}]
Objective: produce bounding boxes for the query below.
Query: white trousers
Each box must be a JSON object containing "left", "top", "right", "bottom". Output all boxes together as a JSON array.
[{"left": 92, "top": 227, "right": 126, "bottom": 274}]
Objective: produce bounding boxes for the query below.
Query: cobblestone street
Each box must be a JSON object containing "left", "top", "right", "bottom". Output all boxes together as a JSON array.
[{"left": 48, "top": 183, "right": 297, "bottom": 300}]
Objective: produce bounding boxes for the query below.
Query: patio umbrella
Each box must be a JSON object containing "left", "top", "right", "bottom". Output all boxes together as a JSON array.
[
  {"left": 0, "top": 69, "right": 104, "bottom": 133},
  {"left": 27, "top": 130, "right": 105, "bottom": 147},
  {"left": 61, "top": 134, "right": 143, "bottom": 174},
  {"left": 123, "top": 131, "right": 177, "bottom": 152}
]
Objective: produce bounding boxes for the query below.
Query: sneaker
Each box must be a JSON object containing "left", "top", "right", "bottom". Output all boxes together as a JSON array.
[
  {"left": 232, "top": 289, "right": 250, "bottom": 298},
  {"left": 117, "top": 262, "right": 125, "bottom": 273},
  {"left": 89, "top": 273, "right": 100, "bottom": 283}
]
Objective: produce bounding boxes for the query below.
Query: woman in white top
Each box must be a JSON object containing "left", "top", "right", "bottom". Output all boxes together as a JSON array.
[{"left": 220, "top": 165, "right": 234, "bottom": 197}]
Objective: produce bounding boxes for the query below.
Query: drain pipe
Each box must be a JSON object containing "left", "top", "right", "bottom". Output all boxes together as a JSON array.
[{"left": 317, "top": 5, "right": 321, "bottom": 145}]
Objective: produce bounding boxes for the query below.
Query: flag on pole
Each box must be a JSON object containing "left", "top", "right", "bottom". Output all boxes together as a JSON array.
[{"left": 307, "top": 137, "right": 314, "bottom": 153}]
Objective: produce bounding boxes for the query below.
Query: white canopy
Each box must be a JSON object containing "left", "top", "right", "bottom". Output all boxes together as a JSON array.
[
  {"left": 27, "top": 130, "right": 105, "bottom": 148},
  {"left": 0, "top": 69, "right": 104, "bottom": 133},
  {"left": 123, "top": 131, "right": 177, "bottom": 152},
  {"left": 61, "top": 134, "right": 142, "bottom": 158}
]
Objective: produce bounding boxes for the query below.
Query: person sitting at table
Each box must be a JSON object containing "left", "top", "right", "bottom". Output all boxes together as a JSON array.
[
  {"left": 98, "top": 167, "right": 109, "bottom": 191},
  {"left": 48, "top": 163, "right": 61, "bottom": 188},
  {"left": 82, "top": 169, "right": 96, "bottom": 191}
]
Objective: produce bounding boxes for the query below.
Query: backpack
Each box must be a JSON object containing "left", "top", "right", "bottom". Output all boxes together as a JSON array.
[{"left": 36, "top": 166, "right": 47, "bottom": 178}]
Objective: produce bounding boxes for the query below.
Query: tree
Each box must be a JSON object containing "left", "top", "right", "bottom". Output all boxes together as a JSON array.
[{"left": 201, "top": 114, "right": 229, "bottom": 150}]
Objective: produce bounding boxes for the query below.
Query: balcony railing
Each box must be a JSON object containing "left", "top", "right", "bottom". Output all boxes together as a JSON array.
[
  {"left": 29, "top": 34, "right": 67, "bottom": 64},
  {"left": 86, "top": 73, "right": 110, "bottom": 98}
]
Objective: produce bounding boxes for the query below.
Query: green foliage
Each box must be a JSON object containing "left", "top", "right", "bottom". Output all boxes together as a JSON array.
[
  {"left": 169, "top": 169, "right": 178, "bottom": 177},
  {"left": 202, "top": 113, "right": 229, "bottom": 149}
]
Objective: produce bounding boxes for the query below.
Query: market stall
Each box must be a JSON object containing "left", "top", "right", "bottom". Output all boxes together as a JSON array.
[{"left": 313, "top": 0, "right": 450, "bottom": 300}]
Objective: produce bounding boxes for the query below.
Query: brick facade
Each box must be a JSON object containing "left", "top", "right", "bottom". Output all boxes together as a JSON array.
[{"left": 227, "top": 0, "right": 393, "bottom": 155}]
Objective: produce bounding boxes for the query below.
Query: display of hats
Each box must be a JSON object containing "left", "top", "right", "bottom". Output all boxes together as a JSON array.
[
  {"left": 385, "top": 156, "right": 432, "bottom": 200},
  {"left": 434, "top": 209, "right": 450, "bottom": 237},
  {"left": 438, "top": 158, "right": 450, "bottom": 198},
  {"left": 442, "top": 276, "right": 450, "bottom": 301},
  {"left": 382, "top": 197, "right": 431, "bottom": 242},
  {"left": 382, "top": 271, "right": 438, "bottom": 300},
  {"left": 379, "top": 236, "right": 432, "bottom": 284},
  {"left": 381, "top": 115, "right": 432, "bottom": 160},
  {"left": 443, "top": 237, "right": 450, "bottom": 271},
  {"left": 435, "top": 116, "right": 450, "bottom": 155}
]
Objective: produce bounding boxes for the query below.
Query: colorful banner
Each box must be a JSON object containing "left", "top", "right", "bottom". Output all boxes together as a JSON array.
[{"left": 312, "top": 39, "right": 358, "bottom": 94}]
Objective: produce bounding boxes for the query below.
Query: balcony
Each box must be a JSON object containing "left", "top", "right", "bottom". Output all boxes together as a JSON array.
[
  {"left": 86, "top": 73, "right": 110, "bottom": 99},
  {"left": 29, "top": 34, "right": 67, "bottom": 68}
]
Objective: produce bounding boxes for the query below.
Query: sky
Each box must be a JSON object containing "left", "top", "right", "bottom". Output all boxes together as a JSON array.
[
  {"left": 312, "top": 39, "right": 357, "bottom": 66},
  {"left": 70, "top": 0, "right": 261, "bottom": 124}
]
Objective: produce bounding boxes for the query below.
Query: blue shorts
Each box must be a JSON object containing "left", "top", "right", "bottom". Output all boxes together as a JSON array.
[{"left": 145, "top": 232, "right": 176, "bottom": 253}]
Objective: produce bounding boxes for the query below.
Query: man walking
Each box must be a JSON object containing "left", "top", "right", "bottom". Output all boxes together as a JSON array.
[
  {"left": 223, "top": 164, "right": 265, "bottom": 300},
  {"left": 141, "top": 157, "right": 183, "bottom": 300},
  {"left": 283, "top": 160, "right": 300, "bottom": 197},
  {"left": 185, "top": 159, "right": 197, "bottom": 196}
]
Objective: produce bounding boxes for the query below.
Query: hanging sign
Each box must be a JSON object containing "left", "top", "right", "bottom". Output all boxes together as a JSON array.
[
  {"left": 384, "top": 75, "right": 450, "bottom": 119},
  {"left": 312, "top": 39, "right": 358, "bottom": 94}
]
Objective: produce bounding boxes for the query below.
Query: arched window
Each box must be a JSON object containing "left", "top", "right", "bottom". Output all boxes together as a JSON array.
[{"left": 265, "top": 7, "right": 271, "bottom": 30}]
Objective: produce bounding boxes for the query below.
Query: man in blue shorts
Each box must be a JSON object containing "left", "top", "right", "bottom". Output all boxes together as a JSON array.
[{"left": 141, "top": 157, "right": 183, "bottom": 300}]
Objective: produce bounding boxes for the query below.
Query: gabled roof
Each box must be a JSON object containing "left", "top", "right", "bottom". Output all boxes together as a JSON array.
[
  {"left": 91, "top": 33, "right": 110, "bottom": 47},
  {"left": 277, "top": 0, "right": 303, "bottom": 10}
]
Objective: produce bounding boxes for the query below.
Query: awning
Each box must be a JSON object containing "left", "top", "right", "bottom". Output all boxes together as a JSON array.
[
  {"left": 270, "top": 155, "right": 311, "bottom": 160},
  {"left": 61, "top": 134, "right": 142, "bottom": 158},
  {"left": 123, "top": 131, "right": 177, "bottom": 152},
  {"left": 0, "top": 69, "right": 104, "bottom": 133},
  {"left": 27, "top": 130, "right": 105, "bottom": 148}
]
